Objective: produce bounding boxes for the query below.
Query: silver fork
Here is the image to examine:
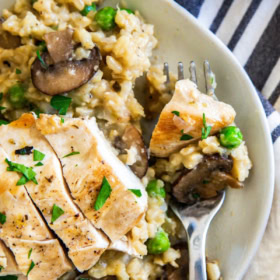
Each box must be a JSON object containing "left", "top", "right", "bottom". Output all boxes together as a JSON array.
[{"left": 164, "top": 61, "right": 225, "bottom": 280}]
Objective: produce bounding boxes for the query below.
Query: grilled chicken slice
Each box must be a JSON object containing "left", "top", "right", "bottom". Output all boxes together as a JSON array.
[
  {"left": 150, "top": 79, "right": 236, "bottom": 157},
  {"left": 0, "top": 147, "right": 72, "bottom": 280},
  {"left": 6, "top": 238, "right": 71, "bottom": 280},
  {"left": 0, "top": 240, "right": 24, "bottom": 277},
  {"left": 36, "top": 115, "right": 148, "bottom": 242},
  {"left": 0, "top": 114, "right": 109, "bottom": 272}
]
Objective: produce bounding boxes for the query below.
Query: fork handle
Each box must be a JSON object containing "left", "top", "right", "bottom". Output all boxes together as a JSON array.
[{"left": 187, "top": 221, "right": 207, "bottom": 280}]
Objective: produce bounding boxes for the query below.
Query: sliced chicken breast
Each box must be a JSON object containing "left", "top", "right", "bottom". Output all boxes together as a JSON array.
[
  {"left": 150, "top": 79, "right": 236, "bottom": 157},
  {"left": 0, "top": 147, "right": 72, "bottom": 279},
  {"left": 0, "top": 240, "right": 24, "bottom": 277},
  {"left": 0, "top": 114, "right": 109, "bottom": 272},
  {"left": 36, "top": 115, "right": 148, "bottom": 242},
  {"left": 6, "top": 238, "right": 71, "bottom": 280}
]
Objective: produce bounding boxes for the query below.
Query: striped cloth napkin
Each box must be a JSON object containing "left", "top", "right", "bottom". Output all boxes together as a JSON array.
[{"left": 175, "top": 0, "right": 280, "bottom": 278}]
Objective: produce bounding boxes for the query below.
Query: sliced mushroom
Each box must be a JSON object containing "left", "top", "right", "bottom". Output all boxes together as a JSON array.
[
  {"left": 159, "top": 243, "right": 188, "bottom": 280},
  {"left": 44, "top": 28, "right": 74, "bottom": 63},
  {"left": 0, "top": 18, "right": 21, "bottom": 49},
  {"left": 31, "top": 46, "right": 101, "bottom": 95},
  {"left": 114, "top": 125, "right": 148, "bottom": 178},
  {"left": 173, "top": 154, "right": 243, "bottom": 204}
]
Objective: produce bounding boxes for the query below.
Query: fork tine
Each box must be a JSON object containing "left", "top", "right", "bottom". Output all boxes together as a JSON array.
[
  {"left": 163, "top": 62, "right": 170, "bottom": 85},
  {"left": 178, "top": 62, "right": 184, "bottom": 80},
  {"left": 189, "top": 61, "right": 197, "bottom": 85},
  {"left": 203, "top": 60, "right": 217, "bottom": 100}
]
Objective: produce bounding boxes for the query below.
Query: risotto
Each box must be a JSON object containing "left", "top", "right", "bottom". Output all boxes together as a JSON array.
[{"left": 0, "top": 1, "right": 252, "bottom": 280}]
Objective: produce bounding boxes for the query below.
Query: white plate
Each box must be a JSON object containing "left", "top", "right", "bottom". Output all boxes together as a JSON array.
[{"left": 0, "top": 0, "right": 275, "bottom": 279}]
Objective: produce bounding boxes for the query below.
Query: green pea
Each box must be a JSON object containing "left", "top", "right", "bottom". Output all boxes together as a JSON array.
[
  {"left": 120, "top": 8, "right": 134, "bottom": 14},
  {"left": 146, "top": 230, "right": 170, "bottom": 254},
  {"left": 81, "top": 3, "right": 96, "bottom": 16},
  {"left": 146, "top": 179, "right": 166, "bottom": 198},
  {"left": 94, "top": 7, "right": 117, "bottom": 31},
  {"left": 219, "top": 126, "right": 243, "bottom": 149},
  {"left": 7, "top": 84, "right": 26, "bottom": 109}
]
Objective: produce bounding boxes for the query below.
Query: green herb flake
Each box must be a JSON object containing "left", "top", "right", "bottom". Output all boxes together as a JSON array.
[
  {"left": 36, "top": 50, "right": 48, "bottom": 69},
  {"left": 171, "top": 111, "right": 180, "bottom": 116},
  {"left": 0, "top": 266, "right": 2, "bottom": 272},
  {"left": 16, "top": 176, "right": 29, "bottom": 186},
  {"left": 81, "top": 3, "right": 96, "bottom": 16},
  {"left": 15, "top": 69, "right": 21, "bottom": 74},
  {"left": 0, "top": 120, "right": 9, "bottom": 126},
  {"left": 28, "top": 248, "right": 32, "bottom": 259},
  {"left": 33, "top": 149, "right": 45, "bottom": 161},
  {"left": 0, "top": 106, "right": 5, "bottom": 111},
  {"left": 128, "top": 189, "right": 142, "bottom": 197},
  {"left": 0, "top": 276, "right": 18, "bottom": 280},
  {"left": 26, "top": 260, "right": 35, "bottom": 276},
  {"left": 34, "top": 162, "right": 43, "bottom": 167},
  {"left": 201, "top": 113, "right": 212, "bottom": 140},
  {"left": 50, "top": 95, "right": 72, "bottom": 115},
  {"left": 61, "top": 118, "right": 64, "bottom": 123},
  {"left": 63, "top": 151, "right": 80, "bottom": 158},
  {"left": 179, "top": 129, "right": 193, "bottom": 141},
  {"left": 5, "top": 158, "right": 37, "bottom": 185},
  {"left": 94, "top": 177, "right": 112, "bottom": 211},
  {"left": 51, "top": 204, "right": 65, "bottom": 223},
  {"left": 180, "top": 134, "right": 193, "bottom": 141},
  {"left": 0, "top": 213, "right": 6, "bottom": 225},
  {"left": 192, "top": 193, "right": 200, "bottom": 199},
  {"left": 203, "top": 180, "right": 210, "bottom": 184},
  {"left": 0, "top": 93, "right": 3, "bottom": 101}
]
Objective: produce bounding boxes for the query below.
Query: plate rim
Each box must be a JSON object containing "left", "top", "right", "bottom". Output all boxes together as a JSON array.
[{"left": 162, "top": 0, "right": 275, "bottom": 278}]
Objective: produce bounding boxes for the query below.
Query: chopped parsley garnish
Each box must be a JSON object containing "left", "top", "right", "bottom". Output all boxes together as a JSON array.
[
  {"left": 81, "top": 3, "right": 96, "bottom": 16},
  {"left": 0, "top": 120, "right": 9, "bottom": 126},
  {"left": 50, "top": 95, "right": 72, "bottom": 115},
  {"left": 51, "top": 204, "right": 64, "bottom": 223},
  {"left": 61, "top": 118, "right": 64, "bottom": 123},
  {"left": 0, "top": 276, "right": 18, "bottom": 280},
  {"left": 94, "top": 177, "right": 112, "bottom": 211},
  {"left": 17, "top": 176, "right": 28, "bottom": 186},
  {"left": 34, "top": 162, "right": 43, "bottom": 167},
  {"left": 0, "top": 93, "right": 3, "bottom": 100},
  {"left": 63, "top": 151, "right": 80, "bottom": 158},
  {"left": 15, "top": 146, "right": 33, "bottom": 156},
  {"left": 33, "top": 150, "right": 45, "bottom": 161},
  {"left": 180, "top": 129, "right": 193, "bottom": 141},
  {"left": 192, "top": 193, "right": 200, "bottom": 199},
  {"left": 27, "top": 260, "right": 35, "bottom": 276},
  {"left": 36, "top": 50, "right": 48, "bottom": 69},
  {"left": 0, "top": 107, "right": 5, "bottom": 111},
  {"left": 171, "top": 111, "right": 180, "bottom": 116},
  {"left": 203, "top": 180, "right": 210, "bottom": 184},
  {"left": 5, "top": 158, "right": 38, "bottom": 185},
  {"left": 0, "top": 213, "right": 6, "bottom": 225},
  {"left": 28, "top": 248, "right": 32, "bottom": 259},
  {"left": 37, "top": 41, "right": 47, "bottom": 52},
  {"left": 0, "top": 266, "right": 2, "bottom": 272},
  {"left": 15, "top": 69, "right": 21, "bottom": 74},
  {"left": 201, "top": 113, "right": 212, "bottom": 140},
  {"left": 128, "top": 189, "right": 142, "bottom": 197}
]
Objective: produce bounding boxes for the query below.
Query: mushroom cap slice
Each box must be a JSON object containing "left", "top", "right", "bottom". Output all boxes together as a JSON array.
[
  {"left": 44, "top": 28, "right": 74, "bottom": 63},
  {"left": 172, "top": 154, "right": 243, "bottom": 204},
  {"left": 114, "top": 125, "right": 148, "bottom": 178},
  {"left": 31, "top": 46, "right": 101, "bottom": 95}
]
